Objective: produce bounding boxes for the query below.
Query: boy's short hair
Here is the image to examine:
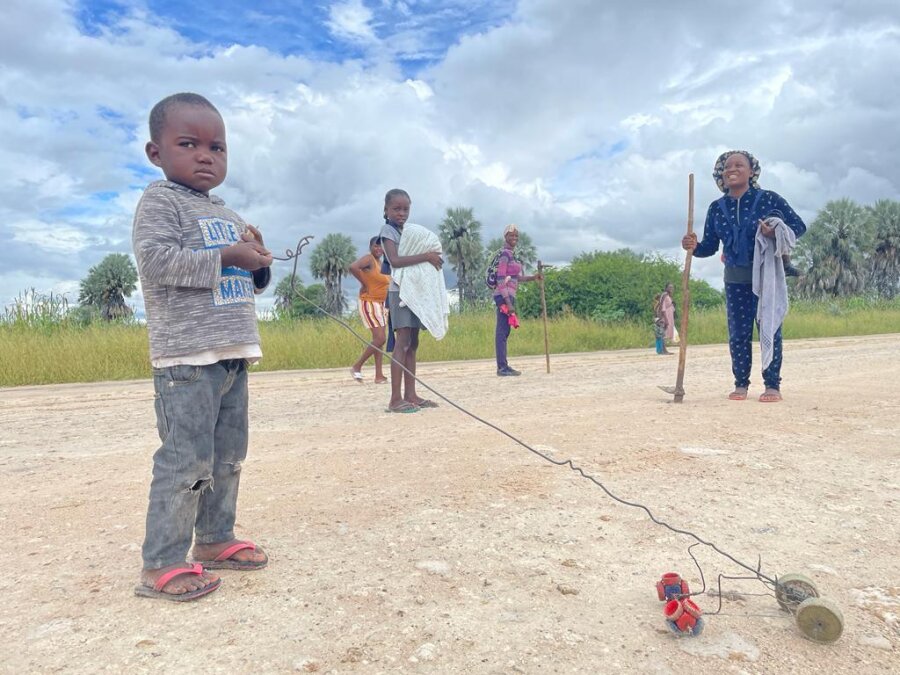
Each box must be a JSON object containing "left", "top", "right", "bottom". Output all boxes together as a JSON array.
[
  {"left": 370, "top": 236, "right": 383, "bottom": 247},
  {"left": 149, "top": 92, "right": 221, "bottom": 142}
]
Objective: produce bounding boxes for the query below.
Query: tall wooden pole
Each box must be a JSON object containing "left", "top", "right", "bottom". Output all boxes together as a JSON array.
[
  {"left": 538, "top": 260, "right": 551, "bottom": 373},
  {"left": 673, "top": 174, "right": 695, "bottom": 403}
]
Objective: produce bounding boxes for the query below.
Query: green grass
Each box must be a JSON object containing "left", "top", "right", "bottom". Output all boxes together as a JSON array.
[
  {"left": 2, "top": 299, "right": 899, "bottom": 387},
  {"left": 0, "top": 322, "right": 151, "bottom": 386}
]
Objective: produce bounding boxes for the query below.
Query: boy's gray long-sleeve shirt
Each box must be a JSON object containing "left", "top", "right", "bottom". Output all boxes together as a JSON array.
[{"left": 133, "top": 180, "right": 270, "bottom": 362}]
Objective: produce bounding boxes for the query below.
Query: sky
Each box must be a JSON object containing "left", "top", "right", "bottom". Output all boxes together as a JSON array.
[{"left": 2, "top": 0, "right": 899, "bottom": 314}]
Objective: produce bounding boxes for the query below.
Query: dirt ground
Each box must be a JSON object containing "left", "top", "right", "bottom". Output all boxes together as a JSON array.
[{"left": 1, "top": 334, "right": 898, "bottom": 674}]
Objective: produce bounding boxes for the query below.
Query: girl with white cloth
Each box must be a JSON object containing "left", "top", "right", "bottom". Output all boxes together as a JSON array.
[
  {"left": 378, "top": 189, "right": 444, "bottom": 413},
  {"left": 393, "top": 224, "right": 449, "bottom": 339}
]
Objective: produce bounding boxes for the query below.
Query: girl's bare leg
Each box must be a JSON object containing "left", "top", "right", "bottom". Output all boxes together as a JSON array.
[
  {"left": 352, "top": 325, "right": 386, "bottom": 376},
  {"left": 371, "top": 326, "right": 387, "bottom": 381},
  {"left": 402, "top": 328, "right": 420, "bottom": 404},
  {"left": 388, "top": 328, "right": 411, "bottom": 409}
]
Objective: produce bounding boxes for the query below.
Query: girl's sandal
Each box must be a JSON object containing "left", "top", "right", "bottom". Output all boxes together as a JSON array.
[
  {"left": 759, "top": 390, "right": 782, "bottom": 402},
  {"left": 728, "top": 388, "right": 749, "bottom": 401},
  {"left": 386, "top": 401, "right": 420, "bottom": 413}
]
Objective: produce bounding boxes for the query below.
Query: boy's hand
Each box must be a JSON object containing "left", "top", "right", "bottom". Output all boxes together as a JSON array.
[
  {"left": 242, "top": 224, "right": 265, "bottom": 245},
  {"left": 221, "top": 240, "right": 273, "bottom": 271}
]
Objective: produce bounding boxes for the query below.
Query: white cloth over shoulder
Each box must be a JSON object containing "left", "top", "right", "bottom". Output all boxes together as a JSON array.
[
  {"left": 393, "top": 223, "right": 450, "bottom": 339},
  {"left": 752, "top": 217, "right": 796, "bottom": 370}
]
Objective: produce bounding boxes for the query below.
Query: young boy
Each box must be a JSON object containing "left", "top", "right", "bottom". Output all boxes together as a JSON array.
[{"left": 133, "top": 93, "right": 271, "bottom": 601}]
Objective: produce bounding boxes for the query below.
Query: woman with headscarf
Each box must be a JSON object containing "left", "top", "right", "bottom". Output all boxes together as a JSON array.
[
  {"left": 652, "top": 293, "right": 672, "bottom": 355},
  {"left": 659, "top": 282, "right": 678, "bottom": 346},
  {"left": 493, "top": 224, "right": 542, "bottom": 376},
  {"left": 681, "top": 151, "right": 806, "bottom": 402}
]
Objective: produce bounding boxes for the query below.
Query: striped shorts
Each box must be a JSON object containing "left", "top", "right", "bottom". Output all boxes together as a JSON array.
[{"left": 358, "top": 299, "right": 388, "bottom": 329}]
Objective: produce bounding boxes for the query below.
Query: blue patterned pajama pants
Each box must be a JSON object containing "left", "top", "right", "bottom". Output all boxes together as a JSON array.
[{"left": 725, "top": 282, "right": 783, "bottom": 390}]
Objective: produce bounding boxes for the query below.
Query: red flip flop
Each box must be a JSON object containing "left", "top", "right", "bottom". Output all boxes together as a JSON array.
[
  {"left": 195, "top": 541, "right": 268, "bottom": 571},
  {"left": 134, "top": 563, "right": 221, "bottom": 602}
]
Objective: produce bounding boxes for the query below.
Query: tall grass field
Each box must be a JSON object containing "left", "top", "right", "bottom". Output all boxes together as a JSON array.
[{"left": 2, "top": 298, "right": 898, "bottom": 387}]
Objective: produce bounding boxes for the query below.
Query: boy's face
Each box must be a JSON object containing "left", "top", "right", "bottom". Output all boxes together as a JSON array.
[{"left": 145, "top": 104, "right": 227, "bottom": 194}]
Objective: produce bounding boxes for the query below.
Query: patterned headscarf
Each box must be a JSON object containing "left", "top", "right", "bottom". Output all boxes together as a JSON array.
[
  {"left": 713, "top": 150, "right": 761, "bottom": 193},
  {"left": 503, "top": 223, "right": 519, "bottom": 236}
]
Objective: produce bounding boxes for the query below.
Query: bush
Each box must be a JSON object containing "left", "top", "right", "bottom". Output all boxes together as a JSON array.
[
  {"left": 590, "top": 305, "right": 626, "bottom": 324},
  {"left": 515, "top": 250, "right": 723, "bottom": 322}
]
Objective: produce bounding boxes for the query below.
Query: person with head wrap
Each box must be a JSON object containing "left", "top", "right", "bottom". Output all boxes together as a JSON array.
[
  {"left": 682, "top": 151, "right": 806, "bottom": 402},
  {"left": 493, "top": 224, "right": 542, "bottom": 376},
  {"left": 659, "top": 282, "right": 679, "bottom": 346}
]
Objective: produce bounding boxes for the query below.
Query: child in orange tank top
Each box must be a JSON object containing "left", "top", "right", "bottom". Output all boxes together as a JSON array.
[{"left": 349, "top": 237, "right": 390, "bottom": 383}]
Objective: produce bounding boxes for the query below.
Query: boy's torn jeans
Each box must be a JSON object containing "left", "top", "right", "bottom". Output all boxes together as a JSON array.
[{"left": 142, "top": 359, "right": 248, "bottom": 570}]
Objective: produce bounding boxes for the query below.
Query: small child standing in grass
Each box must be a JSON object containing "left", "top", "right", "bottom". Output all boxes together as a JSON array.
[
  {"left": 652, "top": 293, "right": 672, "bottom": 355},
  {"left": 132, "top": 92, "right": 271, "bottom": 601}
]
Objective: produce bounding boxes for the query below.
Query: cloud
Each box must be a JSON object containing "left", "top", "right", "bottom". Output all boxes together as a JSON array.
[
  {"left": 1, "top": 0, "right": 899, "bottom": 318},
  {"left": 327, "top": 0, "right": 377, "bottom": 44},
  {"left": 10, "top": 220, "right": 99, "bottom": 255}
]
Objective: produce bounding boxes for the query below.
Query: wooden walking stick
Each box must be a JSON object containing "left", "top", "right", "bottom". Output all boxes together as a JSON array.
[
  {"left": 672, "top": 174, "right": 694, "bottom": 402},
  {"left": 538, "top": 260, "right": 552, "bottom": 373},
  {"left": 660, "top": 174, "right": 694, "bottom": 402}
]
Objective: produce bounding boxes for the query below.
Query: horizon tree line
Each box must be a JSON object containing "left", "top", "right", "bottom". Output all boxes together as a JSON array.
[{"left": 6, "top": 197, "right": 897, "bottom": 323}]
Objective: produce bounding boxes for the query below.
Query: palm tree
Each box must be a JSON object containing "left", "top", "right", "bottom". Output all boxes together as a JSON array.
[
  {"left": 78, "top": 253, "right": 138, "bottom": 320},
  {"left": 273, "top": 275, "right": 327, "bottom": 319},
  {"left": 438, "top": 207, "right": 484, "bottom": 311},
  {"left": 866, "top": 199, "right": 900, "bottom": 299},
  {"left": 486, "top": 231, "right": 538, "bottom": 272},
  {"left": 795, "top": 199, "right": 871, "bottom": 298},
  {"left": 309, "top": 233, "right": 356, "bottom": 316}
]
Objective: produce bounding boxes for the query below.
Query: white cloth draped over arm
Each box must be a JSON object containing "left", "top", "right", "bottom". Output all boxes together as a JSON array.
[
  {"left": 752, "top": 217, "right": 796, "bottom": 370},
  {"left": 393, "top": 223, "right": 450, "bottom": 339}
]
